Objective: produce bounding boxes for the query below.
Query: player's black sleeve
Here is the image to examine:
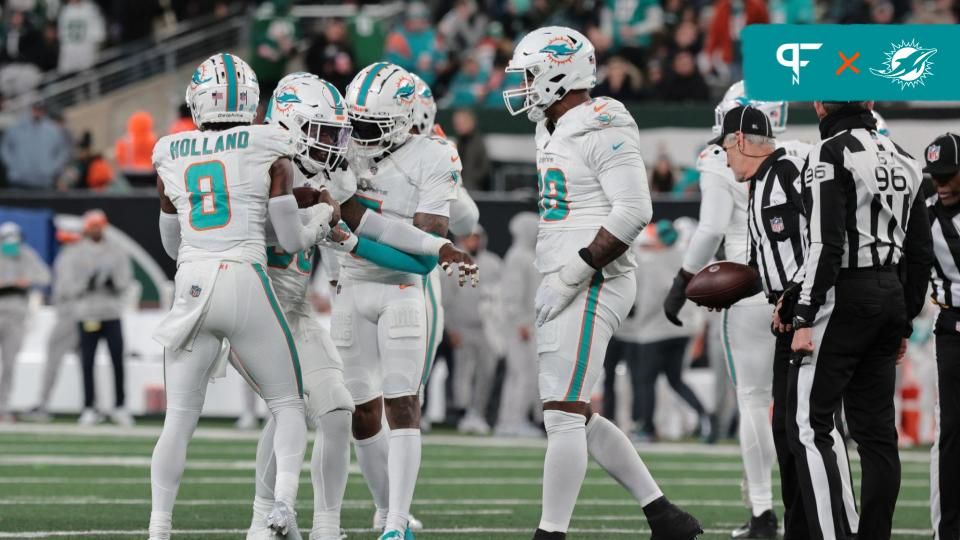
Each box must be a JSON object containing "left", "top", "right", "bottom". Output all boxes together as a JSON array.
[
  {"left": 900, "top": 193, "right": 934, "bottom": 334},
  {"left": 796, "top": 144, "right": 849, "bottom": 322}
]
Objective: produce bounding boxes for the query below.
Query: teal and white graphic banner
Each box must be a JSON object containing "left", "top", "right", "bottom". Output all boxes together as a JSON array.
[{"left": 742, "top": 24, "right": 957, "bottom": 101}]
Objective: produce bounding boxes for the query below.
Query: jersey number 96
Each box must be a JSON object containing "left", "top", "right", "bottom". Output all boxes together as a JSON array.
[
  {"left": 185, "top": 161, "right": 231, "bottom": 230},
  {"left": 538, "top": 168, "right": 569, "bottom": 221}
]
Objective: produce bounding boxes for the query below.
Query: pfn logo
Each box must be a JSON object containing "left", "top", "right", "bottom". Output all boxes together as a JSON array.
[{"left": 776, "top": 43, "right": 823, "bottom": 85}]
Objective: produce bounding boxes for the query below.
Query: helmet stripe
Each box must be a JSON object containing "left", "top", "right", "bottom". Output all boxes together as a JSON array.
[
  {"left": 357, "top": 63, "right": 388, "bottom": 107},
  {"left": 264, "top": 96, "right": 275, "bottom": 122},
  {"left": 222, "top": 53, "right": 238, "bottom": 112},
  {"left": 321, "top": 80, "right": 344, "bottom": 115}
]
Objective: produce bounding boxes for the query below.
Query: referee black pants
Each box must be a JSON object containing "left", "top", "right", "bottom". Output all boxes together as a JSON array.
[
  {"left": 787, "top": 270, "right": 905, "bottom": 540},
  {"left": 933, "top": 309, "right": 960, "bottom": 540}
]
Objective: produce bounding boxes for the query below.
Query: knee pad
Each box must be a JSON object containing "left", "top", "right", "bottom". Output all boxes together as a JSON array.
[
  {"left": 305, "top": 369, "right": 356, "bottom": 422},
  {"left": 544, "top": 410, "right": 586, "bottom": 436},
  {"left": 265, "top": 395, "right": 305, "bottom": 414}
]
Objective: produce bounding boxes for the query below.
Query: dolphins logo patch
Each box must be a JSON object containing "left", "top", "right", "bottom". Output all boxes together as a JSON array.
[{"left": 870, "top": 39, "right": 937, "bottom": 90}]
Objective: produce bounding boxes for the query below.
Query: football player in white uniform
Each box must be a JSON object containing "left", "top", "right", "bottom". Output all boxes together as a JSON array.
[
  {"left": 331, "top": 62, "right": 478, "bottom": 540},
  {"left": 150, "top": 54, "right": 334, "bottom": 539},
  {"left": 662, "top": 81, "right": 857, "bottom": 538},
  {"left": 503, "top": 27, "right": 701, "bottom": 540}
]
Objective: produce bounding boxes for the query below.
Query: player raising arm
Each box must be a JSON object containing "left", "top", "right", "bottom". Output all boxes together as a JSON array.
[{"left": 503, "top": 26, "right": 701, "bottom": 540}]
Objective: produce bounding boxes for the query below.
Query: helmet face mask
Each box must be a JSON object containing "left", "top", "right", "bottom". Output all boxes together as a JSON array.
[
  {"left": 409, "top": 73, "right": 437, "bottom": 135},
  {"left": 713, "top": 80, "right": 788, "bottom": 136},
  {"left": 344, "top": 63, "right": 415, "bottom": 159},
  {"left": 186, "top": 53, "right": 260, "bottom": 129}
]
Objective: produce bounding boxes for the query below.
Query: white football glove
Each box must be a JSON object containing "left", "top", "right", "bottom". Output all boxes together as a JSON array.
[
  {"left": 317, "top": 225, "right": 358, "bottom": 253},
  {"left": 306, "top": 203, "right": 334, "bottom": 244},
  {"left": 535, "top": 253, "right": 597, "bottom": 327}
]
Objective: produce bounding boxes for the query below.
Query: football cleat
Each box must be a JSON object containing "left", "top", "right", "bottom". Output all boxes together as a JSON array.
[
  {"left": 372, "top": 511, "right": 422, "bottom": 532},
  {"left": 377, "top": 529, "right": 411, "bottom": 540},
  {"left": 78, "top": 408, "right": 103, "bottom": 426},
  {"left": 644, "top": 496, "right": 703, "bottom": 540},
  {"left": 730, "top": 509, "right": 778, "bottom": 539},
  {"left": 266, "top": 502, "right": 300, "bottom": 538},
  {"left": 110, "top": 408, "right": 135, "bottom": 427},
  {"left": 532, "top": 529, "right": 566, "bottom": 539}
]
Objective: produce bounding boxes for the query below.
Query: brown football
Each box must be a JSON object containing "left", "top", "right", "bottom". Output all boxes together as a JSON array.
[{"left": 686, "top": 261, "right": 761, "bottom": 309}]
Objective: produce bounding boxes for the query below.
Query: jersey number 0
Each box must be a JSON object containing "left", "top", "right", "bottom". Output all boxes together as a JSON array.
[
  {"left": 538, "top": 168, "right": 570, "bottom": 221},
  {"left": 185, "top": 161, "right": 231, "bottom": 230}
]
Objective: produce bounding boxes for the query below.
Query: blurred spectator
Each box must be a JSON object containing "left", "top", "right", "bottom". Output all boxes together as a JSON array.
[
  {"left": 438, "top": 0, "right": 488, "bottom": 63},
  {"left": 57, "top": 0, "right": 105, "bottom": 74},
  {"left": 24, "top": 222, "right": 83, "bottom": 422},
  {"left": 347, "top": 8, "right": 388, "bottom": 68},
  {"left": 908, "top": 0, "right": 959, "bottom": 23},
  {"left": 33, "top": 21, "right": 58, "bottom": 71},
  {"left": 71, "top": 210, "right": 134, "bottom": 427},
  {"left": 594, "top": 56, "right": 646, "bottom": 102},
  {"left": 0, "top": 221, "right": 51, "bottom": 423},
  {"left": 494, "top": 212, "right": 542, "bottom": 437},
  {"left": 704, "top": 0, "right": 768, "bottom": 76},
  {"left": 384, "top": 2, "right": 445, "bottom": 85},
  {"left": 446, "top": 54, "right": 489, "bottom": 106},
  {"left": 62, "top": 131, "right": 114, "bottom": 190},
  {"left": 0, "top": 10, "right": 44, "bottom": 96},
  {"left": 656, "top": 51, "right": 709, "bottom": 102},
  {"left": 650, "top": 154, "right": 675, "bottom": 193},
  {"left": 304, "top": 18, "right": 355, "bottom": 93},
  {"left": 452, "top": 109, "right": 491, "bottom": 191},
  {"left": 0, "top": 102, "right": 70, "bottom": 189},
  {"left": 770, "top": 0, "right": 815, "bottom": 24},
  {"left": 482, "top": 57, "right": 519, "bottom": 108},
  {"left": 167, "top": 103, "right": 195, "bottom": 135},
  {"left": 249, "top": 0, "right": 299, "bottom": 98},
  {"left": 871, "top": 0, "right": 896, "bottom": 23},
  {"left": 111, "top": 0, "right": 162, "bottom": 44},
  {"left": 114, "top": 110, "right": 157, "bottom": 188},
  {"left": 600, "top": 0, "right": 663, "bottom": 65},
  {"left": 441, "top": 225, "right": 503, "bottom": 435}
]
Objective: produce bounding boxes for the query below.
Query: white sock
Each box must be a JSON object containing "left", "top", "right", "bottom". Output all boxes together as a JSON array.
[
  {"left": 385, "top": 428, "right": 421, "bottom": 531},
  {"left": 267, "top": 397, "right": 307, "bottom": 508},
  {"left": 148, "top": 511, "right": 172, "bottom": 540},
  {"left": 150, "top": 408, "right": 200, "bottom": 532},
  {"left": 355, "top": 427, "right": 390, "bottom": 512},
  {"left": 739, "top": 399, "right": 775, "bottom": 515},
  {"left": 311, "top": 410, "right": 351, "bottom": 538},
  {"left": 254, "top": 417, "right": 278, "bottom": 513},
  {"left": 585, "top": 414, "right": 663, "bottom": 506},
  {"left": 538, "top": 410, "right": 588, "bottom": 533}
]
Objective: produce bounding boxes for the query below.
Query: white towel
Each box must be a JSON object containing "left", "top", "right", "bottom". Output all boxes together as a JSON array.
[{"left": 153, "top": 261, "right": 222, "bottom": 352}]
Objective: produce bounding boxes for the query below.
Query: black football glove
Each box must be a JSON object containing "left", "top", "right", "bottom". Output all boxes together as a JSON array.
[{"left": 663, "top": 269, "right": 693, "bottom": 327}]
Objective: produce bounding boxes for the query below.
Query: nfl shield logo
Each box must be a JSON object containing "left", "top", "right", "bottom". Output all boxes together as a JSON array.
[
  {"left": 770, "top": 216, "right": 785, "bottom": 233},
  {"left": 928, "top": 144, "right": 941, "bottom": 163},
  {"left": 190, "top": 285, "right": 202, "bottom": 298}
]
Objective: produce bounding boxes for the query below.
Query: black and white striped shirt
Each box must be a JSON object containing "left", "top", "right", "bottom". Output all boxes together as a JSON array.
[
  {"left": 747, "top": 147, "right": 808, "bottom": 295},
  {"left": 929, "top": 195, "right": 960, "bottom": 308},
  {"left": 795, "top": 110, "right": 934, "bottom": 323}
]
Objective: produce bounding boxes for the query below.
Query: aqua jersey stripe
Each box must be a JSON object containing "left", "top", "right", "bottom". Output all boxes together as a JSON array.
[
  {"left": 722, "top": 309, "right": 736, "bottom": 386},
  {"left": 564, "top": 272, "right": 604, "bottom": 401},
  {"left": 252, "top": 263, "right": 303, "bottom": 396},
  {"left": 357, "top": 63, "right": 388, "bottom": 107},
  {"left": 222, "top": 53, "right": 238, "bottom": 112},
  {"left": 321, "top": 80, "right": 344, "bottom": 115},
  {"left": 421, "top": 273, "right": 439, "bottom": 387}
]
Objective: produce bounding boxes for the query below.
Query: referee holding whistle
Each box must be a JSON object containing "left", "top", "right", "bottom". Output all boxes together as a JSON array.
[
  {"left": 925, "top": 132, "right": 960, "bottom": 540},
  {"left": 788, "top": 101, "right": 933, "bottom": 540}
]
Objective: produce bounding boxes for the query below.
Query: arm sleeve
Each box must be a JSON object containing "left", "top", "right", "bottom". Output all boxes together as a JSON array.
[
  {"left": 681, "top": 170, "right": 736, "bottom": 273},
  {"left": 448, "top": 188, "right": 480, "bottom": 237},
  {"left": 901, "top": 193, "right": 935, "bottom": 333},
  {"left": 796, "top": 146, "right": 847, "bottom": 322},
  {"left": 268, "top": 195, "right": 317, "bottom": 253},
  {"left": 585, "top": 127, "right": 652, "bottom": 246},
  {"left": 158, "top": 212, "right": 181, "bottom": 260},
  {"left": 355, "top": 210, "right": 451, "bottom": 256},
  {"left": 354, "top": 237, "right": 438, "bottom": 275},
  {"left": 415, "top": 139, "right": 461, "bottom": 217}
]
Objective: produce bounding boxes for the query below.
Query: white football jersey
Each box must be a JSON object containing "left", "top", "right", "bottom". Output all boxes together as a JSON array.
[
  {"left": 338, "top": 134, "right": 461, "bottom": 283},
  {"left": 265, "top": 165, "right": 358, "bottom": 305},
  {"left": 533, "top": 97, "right": 641, "bottom": 277},
  {"left": 154, "top": 124, "right": 296, "bottom": 266}
]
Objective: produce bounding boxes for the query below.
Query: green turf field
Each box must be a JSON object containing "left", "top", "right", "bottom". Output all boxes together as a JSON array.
[{"left": 0, "top": 423, "right": 935, "bottom": 539}]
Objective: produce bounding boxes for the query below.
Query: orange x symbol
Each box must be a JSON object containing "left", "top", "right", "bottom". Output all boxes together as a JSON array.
[{"left": 836, "top": 51, "right": 860, "bottom": 75}]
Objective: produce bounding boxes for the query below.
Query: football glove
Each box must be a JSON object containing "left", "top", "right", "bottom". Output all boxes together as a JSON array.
[
  {"left": 663, "top": 269, "right": 693, "bottom": 327},
  {"left": 535, "top": 253, "right": 596, "bottom": 327}
]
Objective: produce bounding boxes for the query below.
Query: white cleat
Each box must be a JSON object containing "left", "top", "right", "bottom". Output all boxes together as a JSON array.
[
  {"left": 21, "top": 406, "right": 52, "bottom": 423},
  {"left": 110, "top": 408, "right": 135, "bottom": 427},
  {"left": 267, "top": 502, "right": 300, "bottom": 538},
  {"left": 78, "top": 408, "right": 103, "bottom": 426},
  {"left": 457, "top": 412, "right": 491, "bottom": 435},
  {"left": 373, "top": 510, "right": 422, "bottom": 532}
]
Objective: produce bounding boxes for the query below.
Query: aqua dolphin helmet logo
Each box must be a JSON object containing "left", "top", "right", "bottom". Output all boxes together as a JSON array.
[
  {"left": 191, "top": 64, "right": 212, "bottom": 87},
  {"left": 394, "top": 76, "right": 416, "bottom": 104},
  {"left": 540, "top": 37, "right": 583, "bottom": 64},
  {"left": 274, "top": 85, "right": 302, "bottom": 112},
  {"left": 870, "top": 39, "right": 937, "bottom": 90}
]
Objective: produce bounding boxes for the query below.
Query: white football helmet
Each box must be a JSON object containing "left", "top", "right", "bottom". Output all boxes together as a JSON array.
[
  {"left": 344, "top": 62, "right": 416, "bottom": 159},
  {"left": 267, "top": 76, "right": 352, "bottom": 174},
  {"left": 410, "top": 72, "right": 437, "bottom": 135},
  {"left": 186, "top": 53, "right": 259, "bottom": 128},
  {"left": 713, "top": 80, "right": 787, "bottom": 136},
  {"left": 872, "top": 110, "right": 890, "bottom": 136},
  {"left": 503, "top": 26, "right": 596, "bottom": 123},
  {"left": 264, "top": 71, "right": 319, "bottom": 123}
]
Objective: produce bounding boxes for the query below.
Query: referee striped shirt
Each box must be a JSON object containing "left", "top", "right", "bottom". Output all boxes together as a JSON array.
[
  {"left": 795, "top": 111, "right": 933, "bottom": 323},
  {"left": 929, "top": 194, "right": 960, "bottom": 308},
  {"left": 747, "top": 147, "right": 808, "bottom": 294}
]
